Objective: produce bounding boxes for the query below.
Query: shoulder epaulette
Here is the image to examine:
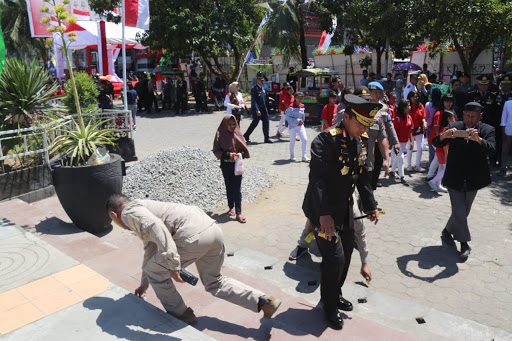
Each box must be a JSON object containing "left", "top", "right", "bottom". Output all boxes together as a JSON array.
[
  {"left": 361, "top": 132, "right": 369, "bottom": 139},
  {"left": 329, "top": 128, "right": 343, "bottom": 136}
]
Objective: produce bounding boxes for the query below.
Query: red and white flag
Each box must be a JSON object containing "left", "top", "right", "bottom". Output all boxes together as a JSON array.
[
  {"left": 125, "top": 0, "right": 149, "bottom": 30},
  {"left": 318, "top": 17, "right": 337, "bottom": 51},
  {"left": 73, "top": 9, "right": 90, "bottom": 21}
]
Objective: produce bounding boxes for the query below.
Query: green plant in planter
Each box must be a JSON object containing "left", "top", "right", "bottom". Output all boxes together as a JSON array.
[
  {"left": 41, "top": 0, "right": 117, "bottom": 166},
  {"left": 62, "top": 72, "right": 99, "bottom": 114}
]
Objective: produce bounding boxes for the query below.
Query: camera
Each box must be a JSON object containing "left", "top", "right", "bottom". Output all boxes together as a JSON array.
[
  {"left": 180, "top": 268, "right": 199, "bottom": 286},
  {"left": 453, "top": 129, "right": 470, "bottom": 138}
]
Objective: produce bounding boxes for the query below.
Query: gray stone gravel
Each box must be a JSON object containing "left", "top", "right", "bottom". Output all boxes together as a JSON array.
[{"left": 123, "top": 146, "right": 273, "bottom": 210}]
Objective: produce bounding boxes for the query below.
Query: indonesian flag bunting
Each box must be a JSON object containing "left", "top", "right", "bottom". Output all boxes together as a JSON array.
[{"left": 73, "top": 9, "right": 90, "bottom": 21}]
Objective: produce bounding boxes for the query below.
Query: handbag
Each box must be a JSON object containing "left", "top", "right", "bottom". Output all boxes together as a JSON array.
[
  {"left": 232, "top": 108, "right": 244, "bottom": 116},
  {"left": 234, "top": 153, "right": 245, "bottom": 176}
]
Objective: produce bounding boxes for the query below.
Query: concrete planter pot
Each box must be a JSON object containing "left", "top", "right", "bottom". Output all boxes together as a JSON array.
[{"left": 52, "top": 154, "right": 124, "bottom": 234}]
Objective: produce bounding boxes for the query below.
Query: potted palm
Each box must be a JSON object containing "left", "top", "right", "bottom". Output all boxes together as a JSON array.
[{"left": 41, "top": 0, "right": 123, "bottom": 234}]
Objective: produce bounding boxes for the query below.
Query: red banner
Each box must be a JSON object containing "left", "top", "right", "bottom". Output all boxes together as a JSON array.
[{"left": 26, "top": 0, "right": 71, "bottom": 37}]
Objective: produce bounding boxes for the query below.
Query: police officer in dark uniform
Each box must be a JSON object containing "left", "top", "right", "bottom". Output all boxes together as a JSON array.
[
  {"left": 467, "top": 75, "right": 498, "bottom": 164},
  {"left": 495, "top": 74, "right": 512, "bottom": 166},
  {"left": 302, "top": 94, "right": 380, "bottom": 330},
  {"left": 243, "top": 71, "right": 273, "bottom": 143},
  {"left": 174, "top": 74, "right": 188, "bottom": 114}
]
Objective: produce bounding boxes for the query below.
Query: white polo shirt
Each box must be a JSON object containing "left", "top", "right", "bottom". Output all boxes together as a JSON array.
[
  {"left": 403, "top": 82, "right": 417, "bottom": 101},
  {"left": 501, "top": 100, "right": 512, "bottom": 136}
]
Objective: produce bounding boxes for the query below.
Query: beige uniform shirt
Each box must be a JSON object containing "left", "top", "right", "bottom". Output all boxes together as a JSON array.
[{"left": 121, "top": 200, "right": 215, "bottom": 287}]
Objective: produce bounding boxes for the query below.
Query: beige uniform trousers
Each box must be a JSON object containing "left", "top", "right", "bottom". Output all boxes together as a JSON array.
[{"left": 144, "top": 223, "right": 263, "bottom": 316}]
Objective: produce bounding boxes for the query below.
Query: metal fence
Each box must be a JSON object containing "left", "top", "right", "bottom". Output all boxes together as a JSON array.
[{"left": 0, "top": 110, "right": 133, "bottom": 173}]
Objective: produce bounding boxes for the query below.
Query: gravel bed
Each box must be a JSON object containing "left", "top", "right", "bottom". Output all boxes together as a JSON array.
[{"left": 123, "top": 146, "right": 273, "bottom": 210}]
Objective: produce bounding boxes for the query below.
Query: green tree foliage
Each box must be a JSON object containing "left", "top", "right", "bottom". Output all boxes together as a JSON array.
[
  {"left": 62, "top": 72, "right": 99, "bottom": 114},
  {"left": 262, "top": 0, "right": 309, "bottom": 69},
  {"left": 0, "top": 0, "right": 49, "bottom": 65},
  {"left": 416, "top": 0, "right": 511, "bottom": 75},
  {"left": 142, "top": 0, "right": 262, "bottom": 83},
  {"left": 337, "top": 0, "right": 416, "bottom": 75}
]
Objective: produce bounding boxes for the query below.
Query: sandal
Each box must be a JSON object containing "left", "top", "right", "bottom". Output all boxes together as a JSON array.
[
  {"left": 227, "top": 209, "right": 235, "bottom": 217},
  {"left": 236, "top": 215, "right": 247, "bottom": 223}
]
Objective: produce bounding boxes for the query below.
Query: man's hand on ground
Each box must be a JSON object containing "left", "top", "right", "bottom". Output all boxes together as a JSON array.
[
  {"left": 135, "top": 286, "right": 147, "bottom": 298},
  {"left": 171, "top": 270, "right": 184, "bottom": 283}
]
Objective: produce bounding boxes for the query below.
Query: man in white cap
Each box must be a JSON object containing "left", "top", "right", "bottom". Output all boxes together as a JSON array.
[{"left": 403, "top": 71, "right": 420, "bottom": 100}]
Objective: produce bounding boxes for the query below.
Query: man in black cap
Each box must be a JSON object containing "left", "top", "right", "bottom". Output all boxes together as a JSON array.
[
  {"left": 433, "top": 102, "right": 495, "bottom": 260},
  {"left": 302, "top": 94, "right": 380, "bottom": 330},
  {"left": 244, "top": 71, "right": 273, "bottom": 143},
  {"left": 495, "top": 74, "right": 512, "bottom": 167},
  {"left": 467, "top": 75, "right": 498, "bottom": 163}
]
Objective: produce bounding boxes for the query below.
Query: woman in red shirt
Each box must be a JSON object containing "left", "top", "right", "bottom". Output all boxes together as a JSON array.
[
  {"left": 390, "top": 99, "right": 413, "bottom": 185},
  {"left": 406, "top": 91, "right": 427, "bottom": 172},
  {"left": 428, "top": 110, "right": 455, "bottom": 193},
  {"left": 277, "top": 84, "right": 294, "bottom": 138}
]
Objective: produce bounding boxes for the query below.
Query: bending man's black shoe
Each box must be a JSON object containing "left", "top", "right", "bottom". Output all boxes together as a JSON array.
[
  {"left": 441, "top": 228, "right": 455, "bottom": 246},
  {"left": 460, "top": 242, "right": 471, "bottom": 260},
  {"left": 337, "top": 296, "right": 353, "bottom": 311},
  {"left": 264, "top": 139, "right": 274, "bottom": 144},
  {"left": 325, "top": 310, "right": 344, "bottom": 330}
]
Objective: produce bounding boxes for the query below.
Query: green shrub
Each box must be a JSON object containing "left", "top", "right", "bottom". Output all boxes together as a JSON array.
[{"left": 62, "top": 72, "right": 99, "bottom": 114}]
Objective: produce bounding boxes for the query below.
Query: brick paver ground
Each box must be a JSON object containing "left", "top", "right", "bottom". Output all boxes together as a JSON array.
[{"left": 130, "top": 105, "right": 512, "bottom": 333}]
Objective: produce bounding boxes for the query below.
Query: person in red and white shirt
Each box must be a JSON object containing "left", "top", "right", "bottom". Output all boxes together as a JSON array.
[
  {"left": 390, "top": 99, "right": 413, "bottom": 185},
  {"left": 277, "top": 83, "right": 294, "bottom": 138},
  {"left": 406, "top": 91, "right": 427, "bottom": 172},
  {"left": 321, "top": 91, "right": 338, "bottom": 130}
]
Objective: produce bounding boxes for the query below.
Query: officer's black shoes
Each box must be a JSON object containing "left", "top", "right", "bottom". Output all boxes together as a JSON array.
[
  {"left": 264, "top": 139, "right": 274, "bottom": 144},
  {"left": 337, "top": 296, "right": 353, "bottom": 311},
  {"left": 460, "top": 242, "right": 471, "bottom": 260},
  {"left": 441, "top": 228, "right": 455, "bottom": 246},
  {"left": 325, "top": 310, "right": 344, "bottom": 330},
  {"left": 243, "top": 134, "right": 251, "bottom": 143}
]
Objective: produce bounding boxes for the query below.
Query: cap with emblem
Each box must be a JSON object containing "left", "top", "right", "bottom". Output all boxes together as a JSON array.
[
  {"left": 477, "top": 75, "right": 490, "bottom": 85},
  {"left": 256, "top": 71, "right": 265, "bottom": 80},
  {"left": 354, "top": 86, "right": 370, "bottom": 99},
  {"left": 409, "top": 71, "right": 420, "bottom": 78},
  {"left": 344, "top": 94, "right": 383, "bottom": 127},
  {"left": 461, "top": 72, "right": 469, "bottom": 78},
  {"left": 464, "top": 101, "right": 483, "bottom": 113},
  {"left": 368, "top": 81, "right": 384, "bottom": 91},
  {"left": 501, "top": 75, "right": 512, "bottom": 84}
]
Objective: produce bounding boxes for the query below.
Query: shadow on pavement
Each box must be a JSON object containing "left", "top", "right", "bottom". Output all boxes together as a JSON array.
[
  {"left": 489, "top": 175, "right": 512, "bottom": 206},
  {"left": 410, "top": 180, "right": 443, "bottom": 199},
  {"left": 207, "top": 211, "right": 234, "bottom": 224},
  {"left": 33, "top": 217, "right": 112, "bottom": 237},
  {"left": 282, "top": 261, "right": 320, "bottom": 294},
  {"left": 83, "top": 295, "right": 183, "bottom": 340},
  {"left": 396, "top": 244, "right": 460, "bottom": 283},
  {"left": 196, "top": 316, "right": 271, "bottom": 340}
]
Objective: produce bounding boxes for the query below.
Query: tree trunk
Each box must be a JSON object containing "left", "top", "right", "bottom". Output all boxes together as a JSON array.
[{"left": 376, "top": 48, "right": 383, "bottom": 76}]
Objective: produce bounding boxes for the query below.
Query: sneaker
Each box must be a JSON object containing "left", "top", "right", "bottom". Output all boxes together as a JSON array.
[
  {"left": 171, "top": 307, "right": 197, "bottom": 325},
  {"left": 428, "top": 180, "right": 438, "bottom": 192},
  {"left": 289, "top": 246, "right": 308, "bottom": 260},
  {"left": 414, "top": 166, "right": 426, "bottom": 172},
  {"left": 290, "top": 156, "right": 296, "bottom": 161},
  {"left": 243, "top": 134, "right": 251, "bottom": 143},
  {"left": 437, "top": 184, "right": 448, "bottom": 193},
  {"left": 460, "top": 242, "right": 471, "bottom": 260},
  {"left": 302, "top": 156, "right": 310, "bottom": 163},
  {"left": 259, "top": 296, "right": 282, "bottom": 319},
  {"left": 296, "top": 136, "right": 300, "bottom": 141}
]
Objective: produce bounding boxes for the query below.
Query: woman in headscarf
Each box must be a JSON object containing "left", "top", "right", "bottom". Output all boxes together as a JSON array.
[
  {"left": 224, "top": 82, "right": 247, "bottom": 127},
  {"left": 213, "top": 115, "right": 250, "bottom": 223}
]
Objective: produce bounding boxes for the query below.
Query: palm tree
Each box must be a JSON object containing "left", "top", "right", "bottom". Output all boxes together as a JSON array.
[
  {"left": 262, "top": 0, "right": 310, "bottom": 69},
  {"left": 0, "top": 0, "right": 49, "bottom": 65}
]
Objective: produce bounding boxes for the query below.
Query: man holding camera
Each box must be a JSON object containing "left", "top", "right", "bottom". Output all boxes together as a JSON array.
[
  {"left": 106, "top": 194, "right": 281, "bottom": 324},
  {"left": 433, "top": 102, "right": 496, "bottom": 260}
]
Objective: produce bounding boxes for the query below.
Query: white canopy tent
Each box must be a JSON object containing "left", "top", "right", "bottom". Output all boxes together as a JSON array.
[{"left": 53, "top": 21, "right": 146, "bottom": 78}]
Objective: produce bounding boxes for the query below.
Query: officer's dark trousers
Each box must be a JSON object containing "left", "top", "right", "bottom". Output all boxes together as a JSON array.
[
  {"left": 244, "top": 113, "right": 269, "bottom": 140},
  {"left": 221, "top": 167, "right": 242, "bottom": 215},
  {"left": 314, "top": 211, "right": 354, "bottom": 314},
  {"left": 372, "top": 141, "right": 383, "bottom": 190}
]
